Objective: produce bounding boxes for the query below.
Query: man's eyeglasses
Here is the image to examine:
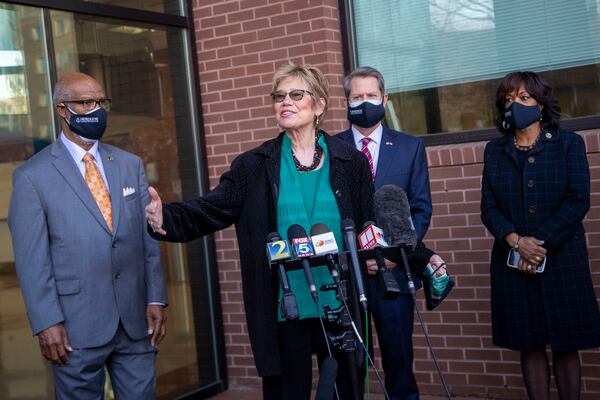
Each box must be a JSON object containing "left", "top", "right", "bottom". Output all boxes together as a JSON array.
[
  {"left": 61, "top": 98, "right": 112, "bottom": 111},
  {"left": 270, "top": 89, "right": 313, "bottom": 103}
]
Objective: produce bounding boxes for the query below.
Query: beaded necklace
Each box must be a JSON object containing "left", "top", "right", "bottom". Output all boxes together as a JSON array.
[
  {"left": 514, "top": 133, "right": 541, "bottom": 152},
  {"left": 291, "top": 133, "right": 323, "bottom": 171}
]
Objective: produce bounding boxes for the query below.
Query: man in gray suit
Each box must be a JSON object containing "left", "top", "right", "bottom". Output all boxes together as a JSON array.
[{"left": 8, "top": 72, "right": 168, "bottom": 399}]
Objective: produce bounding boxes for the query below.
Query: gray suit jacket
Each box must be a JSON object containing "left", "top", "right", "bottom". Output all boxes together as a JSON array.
[{"left": 8, "top": 139, "right": 167, "bottom": 348}]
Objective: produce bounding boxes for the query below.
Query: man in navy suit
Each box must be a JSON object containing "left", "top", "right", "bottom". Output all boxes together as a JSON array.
[{"left": 337, "top": 67, "right": 432, "bottom": 400}]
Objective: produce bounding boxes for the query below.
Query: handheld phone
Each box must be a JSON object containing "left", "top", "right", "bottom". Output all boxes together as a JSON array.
[{"left": 507, "top": 248, "right": 546, "bottom": 273}]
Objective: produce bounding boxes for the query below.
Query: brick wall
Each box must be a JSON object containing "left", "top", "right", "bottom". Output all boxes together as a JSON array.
[
  {"left": 191, "top": 1, "right": 600, "bottom": 398},
  {"left": 192, "top": 0, "right": 350, "bottom": 387}
]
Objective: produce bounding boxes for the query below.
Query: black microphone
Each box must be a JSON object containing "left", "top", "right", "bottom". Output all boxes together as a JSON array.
[
  {"left": 266, "top": 232, "right": 298, "bottom": 320},
  {"left": 374, "top": 185, "right": 417, "bottom": 296},
  {"left": 315, "top": 356, "right": 338, "bottom": 400},
  {"left": 360, "top": 221, "right": 401, "bottom": 300},
  {"left": 287, "top": 224, "right": 318, "bottom": 304},
  {"left": 341, "top": 218, "right": 368, "bottom": 313},
  {"left": 310, "top": 222, "right": 340, "bottom": 285}
]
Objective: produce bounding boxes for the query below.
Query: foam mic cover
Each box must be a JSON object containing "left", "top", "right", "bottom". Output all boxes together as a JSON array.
[
  {"left": 374, "top": 185, "right": 417, "bottom": 249},
  {"left": 315, "top": 356, "right": 338, "bottom": 400},
  {"left": 310, "top": 222, "right": 329, "bottom": 237}
]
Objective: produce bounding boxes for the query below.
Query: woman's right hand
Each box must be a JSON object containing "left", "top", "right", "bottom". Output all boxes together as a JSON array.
[
  {"left": 146, "top": 186, "right": 166, "bottom": 235},
  {"left": 517, "top": 236, "right": 546, "bottom": 274}
]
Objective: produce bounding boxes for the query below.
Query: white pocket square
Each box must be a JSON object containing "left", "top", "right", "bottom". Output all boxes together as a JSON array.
[{"left": 123, "top": 187, "right": 136, "bottom": 197}]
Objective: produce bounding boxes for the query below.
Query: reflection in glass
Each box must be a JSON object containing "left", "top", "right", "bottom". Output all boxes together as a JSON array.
[
  {"left": 354, "top": 0, "right": 600, "bottom": 135},
  {"left": 385, "top": 65, "right": 600, "bottom": 135},
  {"left": 0, "top": 3, "right": 55, "bottom": 399}
]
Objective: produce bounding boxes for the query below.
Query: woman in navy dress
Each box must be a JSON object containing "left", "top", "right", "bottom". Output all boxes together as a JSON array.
[{"left": 481, "top": 71, "right": 600, "bottom": 400}]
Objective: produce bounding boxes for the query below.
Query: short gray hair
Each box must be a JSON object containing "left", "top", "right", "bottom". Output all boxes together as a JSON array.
[
  {"left": 342, "top": 66, "right": 385, "bottom": 99},
  {"left": 52, "top": 72, "right": 93, "bottom": 105}
]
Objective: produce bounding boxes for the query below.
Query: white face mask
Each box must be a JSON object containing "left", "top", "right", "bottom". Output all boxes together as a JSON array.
[{"left": 349, "top": 98, "right": 382, "bottom": 108}]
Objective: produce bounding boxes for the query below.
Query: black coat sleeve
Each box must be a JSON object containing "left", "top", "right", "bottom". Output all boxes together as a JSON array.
[{"left": 150, "top": 154, "right": 252, "bottom": 242}]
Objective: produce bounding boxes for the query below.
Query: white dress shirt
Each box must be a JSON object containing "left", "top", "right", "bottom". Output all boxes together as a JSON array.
[{"left": 351, "top": 123, "right": 383, "bottom": 173}]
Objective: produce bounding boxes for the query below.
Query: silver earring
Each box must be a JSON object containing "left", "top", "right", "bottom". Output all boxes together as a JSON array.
[{"left": 315, "top": 114, "right": 320, "bottom": 126}]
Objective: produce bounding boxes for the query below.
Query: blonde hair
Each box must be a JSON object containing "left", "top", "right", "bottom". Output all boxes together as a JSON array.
[{"left": 271, "top": 60, "right": 329, "bottom": 125}]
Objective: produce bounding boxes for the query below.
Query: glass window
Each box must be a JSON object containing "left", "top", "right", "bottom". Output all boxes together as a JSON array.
[
  {"left": 0, "top": 3, "right": 55, "bottom": 398},
  {"left": 351, "top": 0, "right": 600, "bottom": 135},
  {"left": 82, "top": 0, "right": 184, "bottom": 16},
  {"left": 1, "top": 3, "right": 221, "bottom": 399}
]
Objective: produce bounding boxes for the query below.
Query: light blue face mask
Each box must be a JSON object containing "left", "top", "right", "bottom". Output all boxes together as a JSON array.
[{"left": 426, "top": 264, "right": 450, "bottom": 298}]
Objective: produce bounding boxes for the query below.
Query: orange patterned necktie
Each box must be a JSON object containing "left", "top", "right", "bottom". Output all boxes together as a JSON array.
[{"left": 83, "top": 153, "right": 113, "bottom": 231}]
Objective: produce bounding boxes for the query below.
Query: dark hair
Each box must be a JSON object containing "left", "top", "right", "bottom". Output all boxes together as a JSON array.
[
  {"left": 342, "top": 66, "right": 385, "bottom": 99},
  {"left": 495, "top": 71, "right": 561, "bottom": 134}
]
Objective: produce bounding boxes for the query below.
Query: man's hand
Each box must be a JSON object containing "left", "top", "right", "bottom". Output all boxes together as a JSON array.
[
  {"left": 428, "top": 254, "right": 447, "bottom": 277},
  {"left": 146, "top": 304, "right": 167, "bottom": 348},
  {"left": 145, "top": 186, "right": 166, "bottom": 235},
  {"left": 365, "top": 257, "right": 396, "bottom": 275},
  {"left": 38, "top": 323, "right": 72, "bottom": 366}
]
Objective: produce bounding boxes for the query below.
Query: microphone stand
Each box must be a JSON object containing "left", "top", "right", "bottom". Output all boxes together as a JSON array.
[{"left": 369, "top": 244, "right": 453, "bottom": 400}]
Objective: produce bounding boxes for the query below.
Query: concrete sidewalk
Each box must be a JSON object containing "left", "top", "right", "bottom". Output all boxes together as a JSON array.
[{"left": 209, "top": 389, "right": 473, "bottom": 400}]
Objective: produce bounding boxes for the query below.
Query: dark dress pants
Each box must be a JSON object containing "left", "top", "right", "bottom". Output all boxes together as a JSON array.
[
  {"left": 369, "top": 272, "right": 419, "bottom": 400},
  {"left": 262, "top": 318, "right": 362, "bottom": 400},
  {"left": 52, "top": 323, "right": 156, "bottom": 400}
]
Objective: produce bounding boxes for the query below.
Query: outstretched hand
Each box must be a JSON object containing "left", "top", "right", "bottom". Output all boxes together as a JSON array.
[{"left": 146, "top": 186, "right": 166, "bottom": 235}]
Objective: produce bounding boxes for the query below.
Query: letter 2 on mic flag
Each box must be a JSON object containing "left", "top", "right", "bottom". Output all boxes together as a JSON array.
[{"left": 266, "top": 240, "right": 291, "bottom": 263}]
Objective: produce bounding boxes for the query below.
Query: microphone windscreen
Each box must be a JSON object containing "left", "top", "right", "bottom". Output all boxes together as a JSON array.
[
  {"left": 341, "top": 218, "right": 355, "bottom": 231},
  {"left": 374, "top": 185, "right": 417, "bottom": 248},
  {"left": 266, "top": 232, "right": 282, "bottom": 242},
  {"left": 315, "top": 356, "right": 338, "bottom": 400},
  {"left": 310, "top": 222, "right": 330, "bottom": 236},
  {"left": 287, "top": 224, "right": 308, "bottom": 242},
  {"left": 362, "top": 220, "right": 376, "bottom": 230}
]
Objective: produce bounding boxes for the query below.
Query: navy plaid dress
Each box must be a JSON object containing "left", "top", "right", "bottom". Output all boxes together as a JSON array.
[{"left": 481, "top": 128, "right": 600, "bottom": 351}]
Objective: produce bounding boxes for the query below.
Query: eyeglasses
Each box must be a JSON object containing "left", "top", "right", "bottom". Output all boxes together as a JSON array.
[
  {"left": 270, "top": 89, "right": 313, "bottom": 103},
  {"left": 61, "top": 98, "right": 112, "bottom": 111}
]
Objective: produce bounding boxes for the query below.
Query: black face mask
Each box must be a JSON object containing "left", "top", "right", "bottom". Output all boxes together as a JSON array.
[
  {"left": 64, "top": 106, "right": 107, "bottom": 141},
  {"left": 501, "top": 102, "right": 542, "bottom": 132},
  {"left": 347, "top": 100, "right": 386, "bottom": 128}
]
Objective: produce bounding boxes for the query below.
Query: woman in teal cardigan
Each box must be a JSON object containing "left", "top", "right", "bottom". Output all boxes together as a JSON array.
[{"left": 146, "top": 61, "right": 375, "bottom": 399}]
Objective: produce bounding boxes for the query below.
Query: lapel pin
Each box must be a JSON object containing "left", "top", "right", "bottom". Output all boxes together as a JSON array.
[
  {"left": 545, "top": 132, "right": 552, "bottom": 139},
  {"left": 108, "top": 155, "right": 114, "bottom": 161},
  {"left": 385, "top": 141, "right": 393, "bottom": 146}
]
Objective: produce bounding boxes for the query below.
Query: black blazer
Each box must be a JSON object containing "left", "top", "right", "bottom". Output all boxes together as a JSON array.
[{"left": 152, "top": 132, "right": 374, "bottom": 376}]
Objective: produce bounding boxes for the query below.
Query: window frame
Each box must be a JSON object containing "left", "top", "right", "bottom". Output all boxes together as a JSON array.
[{"left": 338, "top": 0, "right": 600, "bottom": 146}]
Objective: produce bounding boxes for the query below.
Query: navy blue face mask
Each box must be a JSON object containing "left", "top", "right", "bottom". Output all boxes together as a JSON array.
[
  {"left": 501, "top": 102, "right": 542, "bottom": 132},
  {"left": 347, "top": 99, "right": 386, "bottom": 129},
  {"left": 64, "top": 106, "right": 107, "bottom": 141}
]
